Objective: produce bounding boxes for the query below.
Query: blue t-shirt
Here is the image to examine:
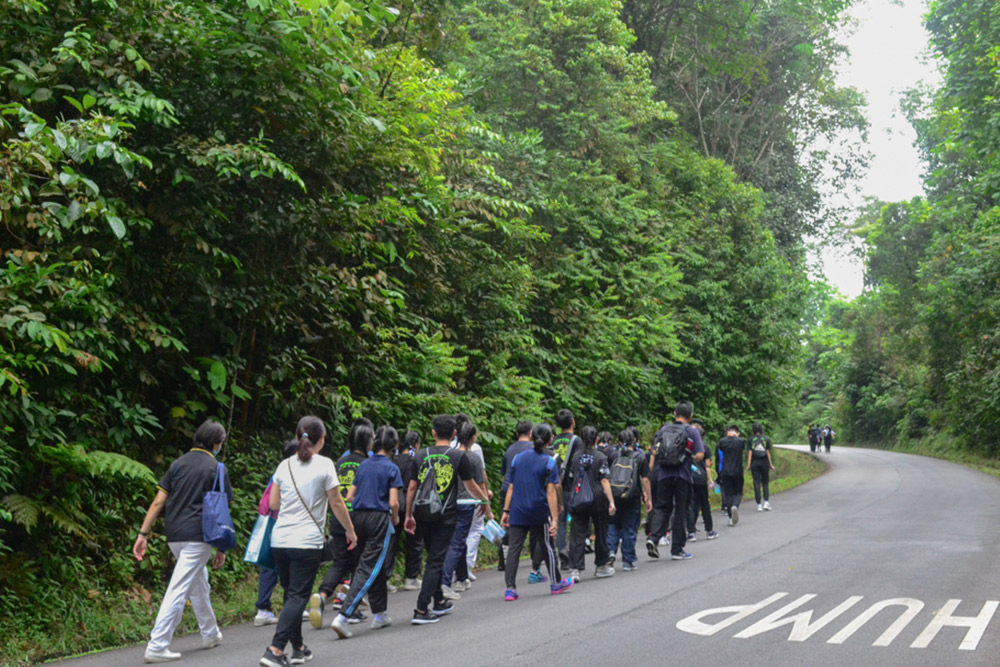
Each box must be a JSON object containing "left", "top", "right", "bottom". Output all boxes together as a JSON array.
[
  {"left": 350, "top": 454, "right": 403, "bottom": 512},
  {"left": 654, "top": 423, "right": 706, "bottom": 483},
  {"left": 507, "top": 449, "right": 558, "bottom": 526},
  {"left": 500, "top": 440, "right": 533, "bottom": 497}
]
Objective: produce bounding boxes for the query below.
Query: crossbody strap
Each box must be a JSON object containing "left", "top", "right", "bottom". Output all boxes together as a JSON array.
[{"left": 286, "top": 459, "right": 327, "bottom": 540}]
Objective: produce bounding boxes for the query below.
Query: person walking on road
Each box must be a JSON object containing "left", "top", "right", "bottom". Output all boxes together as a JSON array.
[
  {"left": 501, "top": 423, "right": 575, "bottom": 600},
  {"left": 134, "top": 420, "right": 232, "bottom": 664},
  {"left": 551, "top": 409, "right": 582, "bottom": 568},
  {"left": 393, "top": 430, "right": 424, "bottom": 590},
  {"left": 606, "top": 429, "right": 651, "bottom": 571},
  {"left": 329, "top": 425, "right": 403, "bottom": 639},
  {"left": 715, "top": 425, "right": 746, "bottom": 526},
  {"left": 441, "top": 420, "right": 492, "bottom": 599},
  {"left": 499, "top": 420, "right": 534, "bottom": 574},
  {"left": 687, "top": 420, "right": 717, "bottom": 542},
  {"left": 823, "top": 425, "right": 835, "bottom": 453},
  {"left": 261, "top": 416, "right": 357, "bottom": 667},
  {"left": 566, "top": 426, "right": 616, "bottom": 582},
  {"left": 403, "top": 414, "right": 490, "bottom": 626},
  {"left": 646, "top": 401, "right": 706, "bottom": 561},
  {"left": 747, "top": 422, "right": 775, "bottom": 512}
]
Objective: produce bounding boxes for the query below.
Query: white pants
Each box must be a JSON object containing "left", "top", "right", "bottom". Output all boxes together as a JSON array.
[
  {"left": 465, "top": 510, "right": 485, "bottom": 570},
  {"left": 148, "top": 541, "right": 219, "bottom": 652}
]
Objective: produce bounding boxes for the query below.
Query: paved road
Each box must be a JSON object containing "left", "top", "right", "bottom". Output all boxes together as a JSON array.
[{"left": 60, "top": 446, "right": 1000, "bottom": 667}]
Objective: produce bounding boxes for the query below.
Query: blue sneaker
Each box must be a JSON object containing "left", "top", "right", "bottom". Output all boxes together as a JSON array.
[
  {"left": 527, "top": 570, "right": 548, "bottom": 584},
  {"left": 671, "top": 551, "right": 693, "bottom": 560},
  {"left": 550, "top": 579, "right": 574, "bottom": 595},
  {"left": 504, "top": 589, "right": 519, "bottom": 601}
]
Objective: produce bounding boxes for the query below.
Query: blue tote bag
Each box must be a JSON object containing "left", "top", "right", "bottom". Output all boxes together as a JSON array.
[{"left": 243, "top": 513, "right": 276, "bottom": 570}]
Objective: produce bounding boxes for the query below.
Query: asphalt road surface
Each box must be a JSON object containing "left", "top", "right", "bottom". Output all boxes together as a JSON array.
[{"left": 59, "top": 446, "right": 1000, "bottom": 667}]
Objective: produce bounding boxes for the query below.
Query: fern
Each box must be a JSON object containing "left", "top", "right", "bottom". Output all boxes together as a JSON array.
[
  {"left": 3, "top": 494, "right": 39, "bottom": 531},
  {"left": 38, "top": 502, "right": 90, "bottom": 539},
  {"left": 85, "top": 451, "right": 156, "bottom": 484}
]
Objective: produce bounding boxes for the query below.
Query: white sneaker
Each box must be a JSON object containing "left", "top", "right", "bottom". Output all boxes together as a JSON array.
[
  {"left": 452, "top": 579, "right": 467, "bottom": 592},
  {"left": 371, "top": 614, "right": 392, "bottom": 630},
  {"left": 730, "top": 506, "right": 739, "bottom": 525},
  {"left": 201, "top": 630, "right": 223, "bottom": 650},
  {"left": 144, "top": 648, "right": 181, "bottom": 663},
  {"left": 763, "top": 501, "right": 772, "bottom": 511},
  {"left": 467, "top": 572, "right": 477, "bottom": 582},
  {"left": 757, "top": 504, "right": 763, "bottom": 512},
  {"left": 569, "top": 569, "right": 581, "bottom": 583},
  {"left": 254, "top": 610, "right": 278, "bottom": 626},
  {"left": 330, "top": 614, "right": 352, "bottom": 639},
  {"left": 441, "top": 585, "right": 461, "bottom": 600},
  {"left": 387, "top": 582, "right": 398, "bottom": 594},
  {"left": 595, "top": 564, "right": 615, "bottom": 578},
  {"left": 403, "top": 577, "right": 422, "bottom": 591},
  {"left": 658, "top": 536, "right": 669, "bottom": 547},
  {"left": 457, "top": 578, "right": 472, "bottom": 591}
]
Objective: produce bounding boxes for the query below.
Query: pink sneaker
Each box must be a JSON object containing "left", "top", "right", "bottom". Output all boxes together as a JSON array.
[
  {"left": 504, "top": 589, "right": 519, "bottom": 601},
  {"left": 550, "top": 579, "right": 574, "bottom": 595}
]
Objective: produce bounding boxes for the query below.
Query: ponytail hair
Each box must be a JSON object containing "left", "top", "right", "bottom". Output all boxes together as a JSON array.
[
  {"left": 618, "top": 428, "right": 634, "bottom": 449},
  {"left": 295, "top": 416, "right": 326, "bottom": 463},
  {"left": 375, "top": 425, "right": 398, "bottom": 454},
  {"left": 580, "top": 425, "right": 597, "bottom": 451},
  {"left": 458, "top": 420, "right": 477, "bottom": 449},
  {"left": 532, "top": 423, "right": 554, "bottom": 453},
  {"left": 402, "top": 430, "right": 420, "bottom": 453},
  {"left": 351, "top": 424, "right": 375, "bottom": 455}
]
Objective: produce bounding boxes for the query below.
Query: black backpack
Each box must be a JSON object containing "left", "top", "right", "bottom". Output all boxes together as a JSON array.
[
  {"left": 566, "top": 454, "right": 596, "bottom": 513},
  {"left": 656, "top": 423, "right": 689, "bottom": 467},
  {"left": 609, "top": 450, "right": 641, "bottom": 502},
  {"left": 412, "top": 457, "right": 446, "bottom": 522}
]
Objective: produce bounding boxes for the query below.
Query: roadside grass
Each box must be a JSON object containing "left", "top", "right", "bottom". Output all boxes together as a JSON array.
[{"left": 18, "top": 451, "right": 823, "bottom": 667}]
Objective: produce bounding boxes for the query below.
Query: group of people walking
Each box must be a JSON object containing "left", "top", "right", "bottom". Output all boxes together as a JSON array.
[
  {"left": 807, "top": 424, "right": 835, "bottom": 453},
  {"left": 133, "top": 402, "right": 788, "bottom": 666}
]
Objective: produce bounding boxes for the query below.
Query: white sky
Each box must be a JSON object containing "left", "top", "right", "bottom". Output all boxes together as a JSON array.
[{"left": 819, "top": 0, "right": 940, "bottom": 298}]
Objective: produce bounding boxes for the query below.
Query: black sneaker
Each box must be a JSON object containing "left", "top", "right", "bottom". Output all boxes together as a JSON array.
[
  {"left": 290, "top": 646, "right": 313, "bottom": 665},
  {"left": 260, "top": 649, "right": 290, "bottom": 667},
  {"left": 646, "top": 538, "right": 659, "bottom": 559},
  {"left": 431, "top": 599, "right": 454, "bottom": 616},
  {"left": 347, "top": 610, "right": 367, "bottom": 625},
  {"left": 411, "top": 609, "right": 440, "bottom": 625}
]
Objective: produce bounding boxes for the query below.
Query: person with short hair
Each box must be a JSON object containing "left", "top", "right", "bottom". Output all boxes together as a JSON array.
[
  {"left": 551, "top": 409, "right": 581, "bottom": 567},
  {"left": 646, "top": 401, "right": 705, "bottom": 561},
  {"left": 716, "top": 425, "right": 746, "bottom": 525},
  {"left": 403, "top": 414, "right": 490, "bottom": 625},
  {"left": 134, "top": 420, "right": 232, "bottom": 664},
  {"left": 607, "top": 429, "right": 651, "bottom": 571},
  {"left": 687, "top": 420, "right": 717, "bottom": 541},
  {"left": 566, "top": 426, "right": 616, "bottom": 581}
]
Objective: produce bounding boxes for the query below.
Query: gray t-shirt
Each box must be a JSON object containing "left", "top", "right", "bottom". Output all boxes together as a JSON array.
[{"left": 456, "top": 446, "right": 486, "bottom": 501}]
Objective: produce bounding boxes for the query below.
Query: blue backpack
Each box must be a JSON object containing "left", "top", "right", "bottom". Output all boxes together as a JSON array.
[{"left": 202, "top": 462, "right": 236, "bottom": 551}]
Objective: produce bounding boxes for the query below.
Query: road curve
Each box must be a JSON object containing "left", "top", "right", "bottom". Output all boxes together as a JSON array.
[{"left": 58, "top": 446, "right": 1000, "bottom": 667}]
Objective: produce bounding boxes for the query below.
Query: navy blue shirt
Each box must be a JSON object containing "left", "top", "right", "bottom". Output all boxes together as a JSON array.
[
  {"left": 501, "top": 440, "right": 533, "bottom": 497},
  {"left": 507, "top": 449, "right": 559, "bottom": 526},
  {"left": 350, "top": 454, "right": 403, "bottom": 512}
]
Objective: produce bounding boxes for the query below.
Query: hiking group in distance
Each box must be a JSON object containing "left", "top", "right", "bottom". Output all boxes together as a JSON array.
[{"left": 133, "top": 401, "right": 799, "bottom": 667}]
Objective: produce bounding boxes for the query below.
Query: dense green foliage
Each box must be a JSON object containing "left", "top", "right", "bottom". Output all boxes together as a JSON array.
[
  {"left": 0, "top": 0, "right": 860, "bottom": 661},
  {"left": 789, "top": 0, "right": 1000, "bottom": 455}
]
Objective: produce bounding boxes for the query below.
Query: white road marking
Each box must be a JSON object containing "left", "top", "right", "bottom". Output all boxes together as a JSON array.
[
  {"left": 674, "top": 593, "right": 788, "bottom": 636},
  {"left": 734, "top": 594, "right": 864, "bottom": 641},
  {"left": 828, "top": 597, "right": 924, "bottom": 647},
  {"left": 910, "top": 599, "right": 1000, "bottom": 651}
]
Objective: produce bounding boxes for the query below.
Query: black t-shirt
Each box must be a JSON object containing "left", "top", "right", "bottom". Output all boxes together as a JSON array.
[
  {"left": 157, "top": 448, "right": 233, "bottom": 543},
  {"left": 330, "top": 451, "right": 367, "bottom": 531},
  {"left": 410, "top": 445, "right": 474, "bottom": 519},
  {"left": 608, "top": 447, "right": 650, "bottom": 510},
  {"left": 501, "top": 440, "right": 533, "bottom": 497},
  {"left": 749, "top": 435, "right": 772, "bottom": 464},
  {"left": 715, "top": 436, "right": 747, "bottom": 477},
  {"left": 551, "top": 433, "right": 582, "bottom": 490},
  {"left": 567, "top": 448, "right": 611, "bottom": 511},
  {"left": 395, "top": 450, "right": 417, "bottom": 505}
]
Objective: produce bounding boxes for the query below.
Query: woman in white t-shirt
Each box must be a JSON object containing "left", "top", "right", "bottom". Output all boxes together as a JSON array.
[{"left": 261, "top": 416, "right": 357, "bottom": 667}]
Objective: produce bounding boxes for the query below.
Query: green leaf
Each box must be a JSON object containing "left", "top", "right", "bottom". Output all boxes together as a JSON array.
[
  {"left": 82, "top": 94, "right": 97, "bottom": 109},
  {"left": 208, "top": 361, "right": 227, "bottom": 392},
  {"left": 24, "top": 121, "right": 45, "bottom": 138},
  {"left": 107, "top": 215, "right": 125, "bottom": 239}
]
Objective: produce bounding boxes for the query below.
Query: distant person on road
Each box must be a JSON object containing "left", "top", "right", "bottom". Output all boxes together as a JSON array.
[
  {"left": 441, "top": 420, "right": 492, "bottom": 600},
  {"left": 134, "top": 420, "right": 232, "bottom": 665},
  {"left": 261, "top": 416, "right": 357, "bottom": 667},
  {"left": 687, "top": 420, "right": 718, "bottom": 542},
  {"left": 501, "top": 423, "right": 575, "bottom": 600},
  {"left": 253, "top": 439, "right": 299, "bottom": 627},
  {"left": 807, "top": 424, "right": 819, "bottom": 453},
  {"left": 566, "top": 426, "right": 616, "bottom": 582},
  {"left": 715, "top": 425, "right": 746, "bottom": 526},
  {"left": 646, "top": 401, "right": 706, "bottom": 561},
  {"left": 823, "top": 425, "right": 835, "bottom": 453},
  {"left": 403, "top": 414, "right": 490, "bottom": 626},
  {"left": 607, "top": 428, "right": 651, "bottom": 571},
  {"left": 329, "top": 425, "right": 403, "bottom": 639},
  {"left": 747, "top": 422, "right": 775, "bottom": 512}
]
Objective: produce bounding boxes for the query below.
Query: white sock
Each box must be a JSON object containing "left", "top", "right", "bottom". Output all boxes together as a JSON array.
[{"left": 374, "top": 612, "right": 388, "bottom": 622}]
